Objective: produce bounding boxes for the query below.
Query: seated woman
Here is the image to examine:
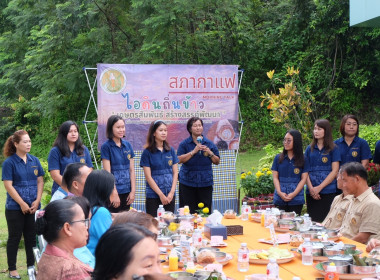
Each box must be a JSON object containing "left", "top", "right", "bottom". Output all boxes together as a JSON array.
[
  {"left": 111, "top": 211, "right": 159, "bottom": 236},
  {"left": 36, "top": 199, "right": 92, "bottom": 280},
  {"left": 82, "top": 170, "right": 114, "bottom": 255},
  {"left": 92, "top": 224, "right": 161, "bottom": 280}
]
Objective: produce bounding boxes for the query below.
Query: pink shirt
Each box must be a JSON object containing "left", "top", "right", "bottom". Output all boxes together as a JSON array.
[{"left": 37, "top": 244, "right": 92, "bottom": 280}]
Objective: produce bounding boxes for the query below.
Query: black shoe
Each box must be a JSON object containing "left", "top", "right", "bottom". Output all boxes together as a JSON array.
[{"left": 8, "top": 273, "right": 21, "bottom": 279}]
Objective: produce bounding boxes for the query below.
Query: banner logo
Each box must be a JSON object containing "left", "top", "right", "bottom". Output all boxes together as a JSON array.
[{"left": 100, "top": 68, "right": 126, "bottom": 94}]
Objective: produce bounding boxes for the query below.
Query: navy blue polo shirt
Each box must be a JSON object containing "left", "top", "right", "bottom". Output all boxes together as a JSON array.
[
  {"left": 374, "top": 140, "right": 380, "bottom": 164},
  {"left": 101, "top": 139, "right": 135, "bottom": 194},
  {"left": 48, "top": 146, "right": 93, "bottom": 194},
  {"left": 177, "top": 136, "right": 220, "bottom": 188},
  {"left": 271, "top": 154, "right": 309, "bottom": 206},
  {"left": 334, "top": 136, "right": 372, "bottom": 166},
  {"left": 140, "top": 147, "right": 179, "bottom": 198},
  {"left": 2, "top": 153, "right": 45, "bottom": 210},
  {"left": 305, "top": 144, "right": 341, "bottom": 194}
]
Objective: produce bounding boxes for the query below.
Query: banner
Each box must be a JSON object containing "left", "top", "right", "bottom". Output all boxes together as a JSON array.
[{"left": 97, "top": 64, "right": 240, "bottom": 150}]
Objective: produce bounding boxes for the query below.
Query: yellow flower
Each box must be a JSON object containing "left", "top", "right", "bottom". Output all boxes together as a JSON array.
[
  {"left": 256, "top": 171, "right": 263, "bottom": 178},
  {"left": 266, "top": 70, "right": 275, "bottom": 80},
  {"left": 266, "top": 171, "right": 272, "bottom": 175},
  {"left": 241, "top": 173, "right": 247, "bottom": 179},
  {"left": 198, "top": 202, "right": 204, "bottom": 208},
  {"left": 202, "top": 207, "right": 209, "bottom": 214},
  {"left": 251, "top": 167, "right": 255, "bottom": 170},
  {"left": 247, "top": 171, "right": 252, "bottom": 176},
  {"left": 262, "top": 168, "right": 269, "bottom": 171}
]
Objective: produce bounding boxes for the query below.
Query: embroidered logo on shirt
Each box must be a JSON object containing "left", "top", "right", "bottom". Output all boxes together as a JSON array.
[
  {"left": 168, "top": 160, "right": 173, "bottom": 166},
  {"left": 127, "top": 154, "right": 131, "bottom": 160},
  {"left": 203, "top": 151, "right": 209, "bottom": 157},
  {"left": 294, "top": 168, "right": 300, "bottom": 174},
  {"left": 337, "top": 213, "right": 342, "bottom": 221},
  {"left": 34, "top": 169, "right": 38, "bottom": 176},
  {"left": 322, "top": 157, "right": 328, "bottom": 163},
  {"left": 80, "top": 158, "right": 85, "bottom": 163},
  {"left": 352, "top": 151, "right": 358, "bottom": 157},
  {"left": 351, "top": 217, "right": 357, "bottom": 225}
]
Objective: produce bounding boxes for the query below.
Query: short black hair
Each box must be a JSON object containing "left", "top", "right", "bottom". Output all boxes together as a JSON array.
[
  {"left": 93, "top": 224, "right": 155, "bottom": 280},
  {"left": 82, "top": 170, "right": 114, "bottom": 211},
  {"left": 106, "top": 115, "right": 125, "bottom": 139},
  {"left": 62, "top": 162, "right": 87, "bottom": 191},
  {"left": 35, "top": 199, "right": 78, "bottom": 243},
  {"left": 64, "top": 196, "right": 90, "bottom": 219},
  {"left": 186, "top": 117, "right": 203, "bottom": 135},
  {"left": 340, "top": 161, "right": 368, "bottom": 181}
]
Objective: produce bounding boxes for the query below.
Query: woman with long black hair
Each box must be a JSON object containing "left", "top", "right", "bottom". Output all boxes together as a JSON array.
[
  {"left": 48, "top": 121, "right": 93, "bottom": 196},
  {"left": 140, "top": 120, "right": 179, "bottom": 217},
  {"left": 305, "top": 119, "right": 341, "bottom": 222},
  {"left": 271, "top": 129, "right": 309, "bottom": 215},
  {"left": 2, "top": 130, "right": 44, "bottom": 279}
]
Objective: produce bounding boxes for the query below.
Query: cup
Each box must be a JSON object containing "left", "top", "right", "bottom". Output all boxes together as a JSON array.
[{"left": 177, "top": 208, "right": 185, "bottom": 216}]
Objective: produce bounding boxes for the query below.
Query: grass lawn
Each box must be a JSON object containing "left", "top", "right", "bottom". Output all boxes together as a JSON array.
[{"left": 0, "top": 149, "right": 265, "bottom": 279}]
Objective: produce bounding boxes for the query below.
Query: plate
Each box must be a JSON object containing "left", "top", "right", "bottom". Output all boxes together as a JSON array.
[
  {"left": 293, "top": 249, "right": 328, "bottom": 261},
  {"left": 210, "top": 242, "right": 227, "bottom": 247},
  {"left": 274, "top": 227, "right": 292, "bottom": 233},
  {"left": 249, "top": 252, "right": 295, "bottom": 265},
  {"left": 218, "top": 253, "right": 233, "bottom": 266},
  {"left": 258, "top": 238, "right": 289, "bottom": 245},
  {"left": 314, "top": 262, "right": 376, "bottom": 279}
]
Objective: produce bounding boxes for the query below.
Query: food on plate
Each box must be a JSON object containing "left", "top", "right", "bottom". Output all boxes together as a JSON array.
[
  {"left": 196, "top": 249, "right": 216, "bottom": 264},
  {"left": 249, "top": 247, "right": 293, "bottom": 260},
  {"left": 289, "top": 234, "right": 304, "bottom": 247},
  {"left": 224, "top": 209, "right": 236, "bottom": 219}
]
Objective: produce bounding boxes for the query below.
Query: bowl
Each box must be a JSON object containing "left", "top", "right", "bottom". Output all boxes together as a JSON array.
[
  {"left": 301, "top": 231, "right": 319, "bottom": 240},
  {"left": 311, "top": 242, "right": 324, "bottom": 256},
  {"left": 194, "top": 271, "right": 222, "bottom": 280},
  {"left": 343, "top": 244, "right": 357, "bottom": 251},
  {"left": 280, "top": 212, "right": 296, "bottom": 219},
  {"left": 326, "top": 229, "right": 339, "bottom": 238},
  {"left": 350, "top": 264, "right": 377, "bottom": 274},
  {"left": 198, "top": 247, "right": 220, "bottom": 253},
  {"left": 224, "top": 209, "right": 237, "bottom": 219},
  {"left": 167, "top": 272, "right": 194, "bottom": 279},
  {"left": 309, "top": 225, "right": 325, "bottom": 232},
  {"left": 171, "top": 234, "right": 181, "bottom": 243},
  {"left": 323, "top": 247, "right": 344, "bottom": 256},
  {"left": 157, "top": 236, "right": 171, "bottom": 246},
  {"left": 328, "top": 254, "right": 353, "bottom": 264},
  {"left": 214, "top": 251, "right": 227, "bottom": 262},
  {"left": 278, "top": 219, "right": 295, "bottom": 229},
  {"left": 162, "top": 211, "right": 175, "bottom": 224},
  {"left": 321, "top": 260, "right": 350, "bottom": 274}
]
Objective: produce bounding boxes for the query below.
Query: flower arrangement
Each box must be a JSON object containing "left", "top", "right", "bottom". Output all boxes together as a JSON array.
[
  {"left": 196, "top": 202, "right": 210, "bottom": 216},
  {"left": 367, "top": 163, "right": 380, "bottom": 187},
  {"left": 240, "top": 167, "right": 274, "bottom": 198}
]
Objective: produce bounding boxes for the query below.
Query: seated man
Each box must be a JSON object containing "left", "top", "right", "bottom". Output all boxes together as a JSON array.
[
  {"left": 339, "top": 162, "right": 380, "bottom": 244},
  {"left": 322, "top": 172, "right": 353, "bottom": 230},
  {"left": 50, "top": 162, "right": 92, "bottom": 201}
]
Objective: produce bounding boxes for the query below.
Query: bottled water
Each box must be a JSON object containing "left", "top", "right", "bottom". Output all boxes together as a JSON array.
[
  {"left": 157, "top": 205, "right": 165, "bottom": 222},
  {"left": 192, "top": 229, "right": 202, "bottom": 248},
  {"left": 303, "top": 213, "right": 312, "bottom": 231},
  {"left": 237, "top": 243, "right": 249, "bottom": 272},
  {"left": 264, "top": 208, "right": 272, "bottom": 227},
  {"left": 302, "top": 237, "right": 313, "bottom": 265},
  {"left": 267, "top": 258, "right": 279, "bottom": 280},
  {"left": 241, "top": 202, "right": 249, "bottom": 221}
]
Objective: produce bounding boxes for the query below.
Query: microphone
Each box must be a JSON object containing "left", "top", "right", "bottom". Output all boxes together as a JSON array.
[{"left": 196, "top": 136, "right": 203, "bottom": 155}]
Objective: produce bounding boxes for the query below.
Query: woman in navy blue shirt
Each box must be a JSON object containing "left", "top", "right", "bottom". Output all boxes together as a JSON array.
[
  {"left": 2, "top": 130, "right": 44, "bottom": 279},
  {"left": 101, "top": 115, "right": 136, "bottom": 213},
  {"left": 305, "top": 119, "right": 340, "bottom": 222},
  {"left": 48, "top": 121, "right": 93, "bottom": 195},
  {"left": 334, "top": 114, "right": 371, "bottom": 168},
  {"left": 177, "top": 117, "right": 220, "bottom": 214},
  {"left": 140, "top": 120, "right": 179, "bottom": 217},
  {"left": 271, "top": 130, "right": 309, "bottom": 215}
]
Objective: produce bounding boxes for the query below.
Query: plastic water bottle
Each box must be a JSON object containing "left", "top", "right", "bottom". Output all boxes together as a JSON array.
[
  {"left": 303, "top": 213, "right": 312, "bottom": 230},
  {"left": 302, "top": 237, "right": 313, "bottom": 265},
  {"left": 157, "top": 205, "right": 165, "bottom": 221},
  {"left": 192, "top": 229, "right": 202, "bottom": 248},
  {"left": 237, "top": 243, "right": 249, "bottom": 272},
  {"left": 264, "top": 208, "right": 272, "bottom": 227},
  {"left": 267, "top": 258, "right": 279, "bottom": 280},
  {"left": 241, "top": 202, "right": 249, "bottom": 221}
]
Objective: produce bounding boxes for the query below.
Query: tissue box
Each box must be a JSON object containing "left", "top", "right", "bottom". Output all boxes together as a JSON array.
[
  {"left": 226, "top": 225, "right": 243, "bottom": 236},
  {"left": 204, "top": 224, "right": 227, "bottom": 240}
]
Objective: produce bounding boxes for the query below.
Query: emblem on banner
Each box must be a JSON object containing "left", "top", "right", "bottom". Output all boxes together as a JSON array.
[
  {"left": 294, "top": 168, "right": 300, "bottom": 174},
  {"left": 34, "top": 169, "right": 38, "bottom": 176},
  {"left": 168, "top": 160, "right": 173, "bottom": 166},
  {"left": 100, "top": 68, "right": 126, "bottom": 94},
  {"left": 322, "top": 157, "right": 328, "bottom": 163},
  {"left": 80, "top": 158, "right": 85, "bottom": 163},
  {"left": 352, "top": 151, "right": 358, "bottom": 157}
]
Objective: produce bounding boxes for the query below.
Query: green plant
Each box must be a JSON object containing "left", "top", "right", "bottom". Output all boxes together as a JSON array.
[
  {"left": 359, "top": 124, "right": 380, "bottom": 153},
  {"left": 258, "top": 144, "right": 282, "bottom": 169},
  {"left": 240, "top": 167, "right": 274, "bottom": 198},
  {"left": 40, "top": 159, "right": 52, "bottom": 207},
  {"left": 367, "top": 163, "right": 380, "bottom": 187}
]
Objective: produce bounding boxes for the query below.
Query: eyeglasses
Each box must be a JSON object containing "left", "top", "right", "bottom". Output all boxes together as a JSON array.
[
  {"left": 283, "top": 139, "right": 292, "bottom": 144},
  {"left": 70, "top": 218, "right": 90, "bottom": 228}
]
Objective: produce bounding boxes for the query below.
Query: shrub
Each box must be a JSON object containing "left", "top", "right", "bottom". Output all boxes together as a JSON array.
[
  {"left": 360, "top": 124, "right": 380, "bottom": 154},
  {"left": 240, "top": 167, "right": 274, "bottom": 198}
]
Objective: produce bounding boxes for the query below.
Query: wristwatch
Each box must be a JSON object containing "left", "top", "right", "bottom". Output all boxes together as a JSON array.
[{"left": 208, "top": 153, "right": 214, "bottom": 158}]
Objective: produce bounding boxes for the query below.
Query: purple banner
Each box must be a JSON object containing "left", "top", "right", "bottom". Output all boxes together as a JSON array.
[{"left": 97, "top": 64, "right": 240, "bottom": 150}]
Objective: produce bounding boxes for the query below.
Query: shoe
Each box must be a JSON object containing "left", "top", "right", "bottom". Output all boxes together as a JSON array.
[{"left": 8, "top": 273, "right": 21, "bottom": 279}]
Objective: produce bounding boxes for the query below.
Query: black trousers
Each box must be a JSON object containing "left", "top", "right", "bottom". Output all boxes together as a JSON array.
[
  {"left": 5, "top": 209, "right": 36, "bottom": 270},
  {"left": 306, "top": 193, "right": 337, "bottom": 223},
  {"left": 179, "top": 183, "right": 213, "bottom": 214},
  {"left": 146, "top": 197, "right": 175, "bottom": 218},
  {"left": 275, "top": 204, "right": 304, "bottom": 216},
  {"left": 108, "top": 192, "right": 131, "bottom": 213}
]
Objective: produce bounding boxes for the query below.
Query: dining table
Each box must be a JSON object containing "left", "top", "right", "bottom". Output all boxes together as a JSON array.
[{"left": 162, "top": 217, "right": 369, "bottom": 280}]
